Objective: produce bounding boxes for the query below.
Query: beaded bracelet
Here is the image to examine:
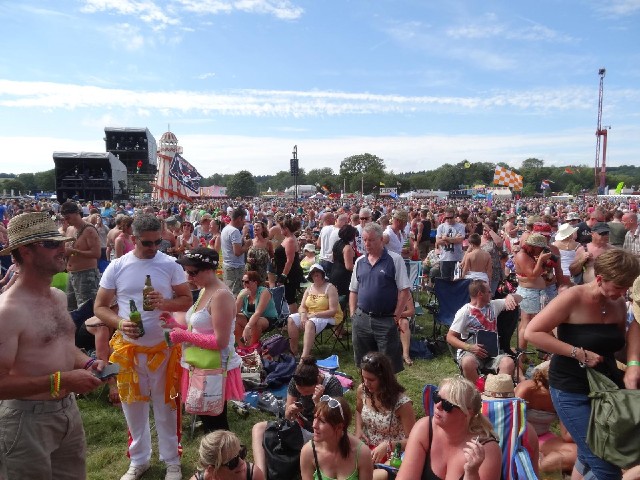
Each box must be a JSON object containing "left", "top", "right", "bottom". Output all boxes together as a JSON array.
[
  {"left": 50, "top": 371, "right": 61, "bottom": 398},
  {"left": 84, "top": 358, "right": 96, "bottom": 370}
]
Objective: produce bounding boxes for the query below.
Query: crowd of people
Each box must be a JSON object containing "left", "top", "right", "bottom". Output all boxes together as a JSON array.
[{"left": 1, "top": 193, "right": 640, "bottom": 479}]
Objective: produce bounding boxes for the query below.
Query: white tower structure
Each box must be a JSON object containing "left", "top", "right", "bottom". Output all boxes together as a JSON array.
[{"left": 152, "top": 131, "right": 190, "bottom": 202}]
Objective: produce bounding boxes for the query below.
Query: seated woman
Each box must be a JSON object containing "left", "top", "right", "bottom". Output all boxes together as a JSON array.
[
  {"left": 190, "top": 430, "right": 265, "bottom": 480},
  {"left": 355, "top": 352, "right": 416, "bottom": 480},
  {"left": 287, "top": 263, "right": 343, "bottom": 358},
  {"left": 396, "top": 375, "right": 502, "bottom": 480},
  {"left": 235, "top": 270, "right": 279, "bottom": 346},
  {"left": 300, "top": 396, "right": 373, "bottom": 480},
  {"left": 252, "top": 357, "right": 344, "bottom": 476},
  {"left": 515, "top": 366, "right": 577, "bottom": 475},
  {"left": 300, "top": 243, "right": 317, "bottom": 276}
]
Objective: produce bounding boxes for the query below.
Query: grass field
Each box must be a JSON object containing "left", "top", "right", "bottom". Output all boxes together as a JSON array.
[{"left": 79, "top": 296, "right": 562, "bottom": 480}]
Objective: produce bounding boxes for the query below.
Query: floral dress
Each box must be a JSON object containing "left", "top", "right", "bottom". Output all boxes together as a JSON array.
[
  {"left": 361, "top": 393, "right": 411, "bottom": 448},
  {"left": 246, "top": 245, "right": 271, "bottom": 285}
]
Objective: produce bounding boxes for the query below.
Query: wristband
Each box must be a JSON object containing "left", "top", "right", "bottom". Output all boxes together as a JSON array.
[
  {"left": 50, "top": 371, "right": 61, "bottom": 398},
  {"left": 628, "top": 360, "right": 640, "bottom": 367},
  {"left": 118, "top": 319, "right": 125, "bottom": 331},
  {"left": 84, "top": 358, "right": 96, "bottom": 370}
]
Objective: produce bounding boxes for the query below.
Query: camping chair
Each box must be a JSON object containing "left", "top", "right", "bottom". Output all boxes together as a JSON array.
[
  {"left": 405, "top": 260, "right": 425, "bottom": 327},
  {"left": 482, "top": 398, "right": 538, "bottom": 480},
  {"left": 425, "top": 278, "right": 471, "bottom": 348},
  {"left": 268, "top": 285, "right": 290, "bottom": 330},
  {"left": 314, "top": 294, "right": 350, "bottom": 351}
]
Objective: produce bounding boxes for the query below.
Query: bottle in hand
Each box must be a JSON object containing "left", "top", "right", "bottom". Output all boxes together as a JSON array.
[
  {"left": 143, "top": 275, "right": 154, "bottom": 311},
  {"left": 129, "top": 299, "right": 145, "bottom": 337}
]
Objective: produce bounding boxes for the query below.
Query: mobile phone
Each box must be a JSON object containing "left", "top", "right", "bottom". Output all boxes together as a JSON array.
[
  {"left": 94, "top": 363, "right": 120, "bottom": 380},
  {"left": 295, "top": 401, "right": 303, "bottom": 408}
]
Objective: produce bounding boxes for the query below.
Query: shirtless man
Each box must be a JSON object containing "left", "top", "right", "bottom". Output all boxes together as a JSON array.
[
  {"left": 61, "top": 201, "right": 102, "bottom": 310},
  {"left": 106, "top": 213, "right": 126, "bottom": 261},
  {"left": 461, "top": 233, "right": 492, "bottom": 283},
  {"left": 569, "top": 222, "right": 612, "bottom": 284},
  {"left": 0, "top": 212, "right": 105, "bottom": 479}
]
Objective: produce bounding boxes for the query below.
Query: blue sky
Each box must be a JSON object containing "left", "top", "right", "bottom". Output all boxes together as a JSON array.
[{"left": 1, "top": 0, "right": 639, "bottom": 179}]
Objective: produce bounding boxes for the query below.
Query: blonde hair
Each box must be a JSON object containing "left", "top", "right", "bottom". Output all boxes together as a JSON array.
[
  {"left": 441, "top": 376, "right": 496, "bottom": 439},
  {"left": 197, "top": 430, "right": 241, "bottom": 474}
]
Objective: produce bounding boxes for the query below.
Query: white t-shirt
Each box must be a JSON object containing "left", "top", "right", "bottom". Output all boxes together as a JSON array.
[
  {"left": 450, "top": 300, "right": 506, "bottom": 358},
  {"left": 383, "top": 225, "right": 406, "bottom": 255},
  {"left": 318, "top": 225, "right": 337, "bottom": 262},
  {"left": 100, "top": 251, "right": 187, "bottom": 346}
]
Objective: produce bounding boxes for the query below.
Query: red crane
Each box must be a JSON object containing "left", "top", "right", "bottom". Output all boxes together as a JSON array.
[{"left": 594, "top": 68, "right": 608, "bottom": 193}]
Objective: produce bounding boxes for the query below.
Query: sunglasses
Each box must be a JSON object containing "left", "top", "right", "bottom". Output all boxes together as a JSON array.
[
  {"left": 185, "top": 269, "right": 201, "bottom": 277},
  {"left": 433, "top": 389, "right": 460, "bottom": 413},
  {"left": 35, "top": 240, "right": 65, "bottom": 249},
  {"left": 320, "top": 395, "right": 344, "bottom": 420},
  {"left": 221, "top": 445, "right": 247, "bottom": 470},
  {"left": 445, "top": 216, "right": 454, "bottom": 220},
  {"left": 139, "top": 238, "right": 163, "bottom": 247},
  {"left": 360, "top": 217, "right": 370, "bottom": 221}
]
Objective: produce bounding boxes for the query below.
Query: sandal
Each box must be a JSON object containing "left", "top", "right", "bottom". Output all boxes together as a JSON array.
[{"left": 403, "top": 357, "right": 414, "bottom": 366}]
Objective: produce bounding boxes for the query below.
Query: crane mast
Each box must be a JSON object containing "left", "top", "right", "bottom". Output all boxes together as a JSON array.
[{"left": 595, "top": 68, "right": 608, "bottom": 193}]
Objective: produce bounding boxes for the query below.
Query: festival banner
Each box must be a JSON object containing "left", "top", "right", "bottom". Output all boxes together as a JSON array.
[
  {"left": 493, "top": 166, "right": 523, "bottom": 191},
  {"left": 169, "top": 154, "right": 202, "bottom": 193}
]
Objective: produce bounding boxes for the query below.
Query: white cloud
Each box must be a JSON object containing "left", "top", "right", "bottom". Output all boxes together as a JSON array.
[
  {"left": 0, "top": 79, "right": 601, "bottom": 116},
  {"left": 176, "top": 0, "right": 303, "bottom": 20},
  {"left": 80, "top": 0, "right": 179, "bottom": 29},
  {"left": 601, "top": 0, "right": 640, "bottom": 16},
  {"left": 100, "top": 23, "right": 146, "bottom": 51},
  {"left": 197, "top": 72, "right": 217, "bottom": 80}
]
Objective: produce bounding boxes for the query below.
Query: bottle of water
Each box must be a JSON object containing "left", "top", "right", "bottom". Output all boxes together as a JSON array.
[{"left": 525, "top": 362, "right": 535, "bottom": 380}]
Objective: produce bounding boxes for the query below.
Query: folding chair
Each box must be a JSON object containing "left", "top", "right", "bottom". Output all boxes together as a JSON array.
[
  {"left": 314, "top": 294, "right": 350, "bottom": 351},
  {"left": 268, "top": 285, "right": 290, "bottom": 330},
  {"left": 422, "top": 383, "right": 438, "bottom": 418},
  {"left": 405, "top": 260, "right": 425, "bottom": 321},
  {"left": 426, "top": 278, "right": 471, "bottom": 346},
  {"left": 482, "top": 399, "right": 538, "bottom": 480}
]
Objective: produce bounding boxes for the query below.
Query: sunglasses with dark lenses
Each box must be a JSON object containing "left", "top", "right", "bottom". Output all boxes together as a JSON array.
[
  {"left": 139, "top": 239, "right": 163, "bottom": 247},
  {"left": 320, "top": 394, "right": 344, "bottom": 420},
  {"left": 36, "top": 240, "right": 65, "bottom": 249},
  {"left": 185, "top": 269, "right": 201, "bottom": 277},
  {"left": 433, "top": 389, "right": 460, "bottom": 413},
  {"left": 222, "top": 445, "right": 247, "bottom": 470}
]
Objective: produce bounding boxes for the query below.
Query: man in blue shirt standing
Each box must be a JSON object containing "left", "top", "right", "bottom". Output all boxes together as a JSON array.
[{"left": 349, "top": 223, "right": 411, "bottom": 373}]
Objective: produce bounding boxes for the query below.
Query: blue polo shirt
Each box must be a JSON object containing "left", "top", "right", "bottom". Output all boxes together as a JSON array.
[{"left": 349, "top": 247, "right": 410, "bottom": 314}]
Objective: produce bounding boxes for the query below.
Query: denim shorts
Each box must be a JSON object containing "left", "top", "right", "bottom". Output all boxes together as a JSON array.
[{"left": 516, "top": 286, "right": 545, "bottom": 314}]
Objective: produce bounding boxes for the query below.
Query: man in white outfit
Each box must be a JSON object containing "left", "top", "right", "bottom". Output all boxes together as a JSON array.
[{"left": 94, "top": 214, "right": 192, "bottom": 480}]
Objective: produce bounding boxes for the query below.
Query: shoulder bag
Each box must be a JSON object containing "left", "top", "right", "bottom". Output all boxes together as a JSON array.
[{"left": 586, "top": 367, "right": 640, "bottom": 468}]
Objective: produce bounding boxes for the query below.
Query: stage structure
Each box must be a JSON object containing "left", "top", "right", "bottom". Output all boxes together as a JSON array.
[
  {"left": 53, "top": 152, "right": 128, "bottom": 202},
  {"left": 104, "top": 127, "right": 157, "bottom": 174},
  {"left": 152, "top": 131, "right": 202, "bottom": 202}
]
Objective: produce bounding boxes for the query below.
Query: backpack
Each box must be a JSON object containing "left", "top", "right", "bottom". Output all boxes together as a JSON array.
[
  {"left": 263, "top": 353, "right": 296, "bottom": 388},
  {"left": 261, "top": 334, "right": 289, "bottom": 360},
  {"left": 263, "top": 418, "right": 303, "bottom": 480}
]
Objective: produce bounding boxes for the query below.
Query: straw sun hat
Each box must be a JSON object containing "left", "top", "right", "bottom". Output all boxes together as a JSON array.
[
  {"left": 481, "top": 374, "right": 516, "bottom": 400},
  {"left": 0, "top": 212, "right": 74, "bottom": 256}
]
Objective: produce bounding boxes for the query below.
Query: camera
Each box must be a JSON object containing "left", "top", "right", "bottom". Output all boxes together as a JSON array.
[{"left": 543, "top": 247, "right": 559, "bottom": 263}]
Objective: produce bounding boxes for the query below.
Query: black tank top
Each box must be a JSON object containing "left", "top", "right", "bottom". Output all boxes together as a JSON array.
[
  {"left": 421, "top": 416, "right": 469, "bottom": 480},
  {"left": 549, "top": 323, "right": 625, "bottom": 394}
]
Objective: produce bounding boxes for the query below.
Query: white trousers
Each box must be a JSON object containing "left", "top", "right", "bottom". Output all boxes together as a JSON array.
[{"left": 121, "top": 352, "right": 180, "bottom": 466}]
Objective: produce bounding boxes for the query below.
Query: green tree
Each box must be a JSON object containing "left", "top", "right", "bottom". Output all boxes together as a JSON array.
[
  {"left": 16, "top": 173, "right": 37, "bottom": 193},
  {"left": 4, "top": 179, "right": 26, "bottom": 194},
  {"left": 522, "top": 158, "right": 544, "bottom": 170},
  {"left": 339, "top": 153, "right": 386, "bottom": 187},
  {"left": 34, "top": 169, "right": 56, "bottom": 192},
  {"left": 226, "top": 170, "right": 257, "bottom": 198}
]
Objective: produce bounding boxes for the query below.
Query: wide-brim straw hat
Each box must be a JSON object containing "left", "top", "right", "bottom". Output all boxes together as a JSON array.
[
  {"left": 0, "top": 212, "right": 74, "bottom": 256},
  {"left": 525, "top": 232, "right": 548, "bottom": 248},
  {"left": 555, "top": 223, "right": 578, "bottom": 241},
  {"left": 481, "top": 374, "right": 516, "bottom": 400}
]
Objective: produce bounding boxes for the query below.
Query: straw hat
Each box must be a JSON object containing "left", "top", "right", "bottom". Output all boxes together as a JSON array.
[
  {"left": 481, "top": 374, "right": 515, "bottom": 400},
  {"left": 0, "top": 212, "right": 74, "bottom": 256},
  {"left": 525, "top": 232, "right": 548, "bottom": 248},
  {"left": 555, "top": 223, "right": 578, "bottom": 241},
  {"left": 392, "top": 209, "right": 409, "bottom": 222}
]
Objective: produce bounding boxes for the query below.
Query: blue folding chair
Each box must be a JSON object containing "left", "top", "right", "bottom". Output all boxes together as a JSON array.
[
  {"left": 268, "top": 285, "right": 290, "bottom": 329},
  {"left": 426, "top": 278, "right": 471, "bottom": 345}
]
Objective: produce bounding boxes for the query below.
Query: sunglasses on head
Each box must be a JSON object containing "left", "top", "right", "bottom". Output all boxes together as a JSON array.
[
  {"left": 139, "top": 239, "right": 163, "bottom": 247},
  {"left": 185, "top": 269, "right": 201, "bottom": 277},
  {"left": 35, "top": 240, "right": 65, "bottom": 249},
  {"left": 320, "top": 395, "right": 344, "bottom": 421},
  {"left": 360, "top": 354, "right": 380, "bottom": 369},
  {"left": 221, "top": 445, "right": 247, "bottom": 470},
  {"left": 433, "top": 389, "right": 460, "bottom": 413}
]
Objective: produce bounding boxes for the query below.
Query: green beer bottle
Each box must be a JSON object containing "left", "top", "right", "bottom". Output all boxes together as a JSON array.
[
  {"left": 129, "top": 299, "right": 144, "bottom": 337},
  {"left": 389, "top": 442, "right": 402, "bottom": 469}
]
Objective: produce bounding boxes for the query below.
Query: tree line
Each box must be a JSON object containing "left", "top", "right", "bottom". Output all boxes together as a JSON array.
[{"left": 3, "top": 155, "right": 640, "bottom": 198}]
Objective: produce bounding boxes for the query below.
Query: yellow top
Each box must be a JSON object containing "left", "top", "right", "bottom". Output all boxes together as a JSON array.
[{"left": 304, "top": 283, "right": 344, "bottom": 325}]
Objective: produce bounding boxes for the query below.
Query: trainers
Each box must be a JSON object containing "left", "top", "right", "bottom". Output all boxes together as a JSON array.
[
  {"left": 165, "top": 464, "right": 182, "bottom": 480},
  {"left": 120, "top": 462, "right": 150, "bottom": 480}
]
